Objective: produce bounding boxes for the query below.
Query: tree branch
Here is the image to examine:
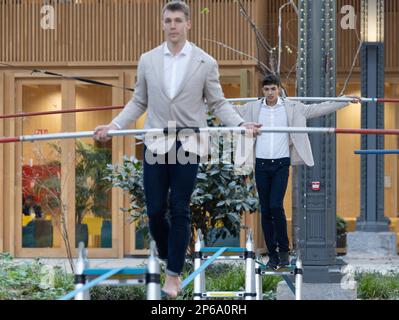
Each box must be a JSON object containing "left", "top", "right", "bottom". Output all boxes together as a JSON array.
[{"left": 203, "top": 38, "right": 273, "bottom": 74}]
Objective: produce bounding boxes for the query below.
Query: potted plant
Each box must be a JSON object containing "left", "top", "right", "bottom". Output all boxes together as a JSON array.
[
  {"left": 23, "top": 162, "right": 61, "bottom": 248},
  {"left": 191, "top": 113, "right": 259, "bottom": 246},
  {"left": 75, "top": 141, "right": 112, "bottom": 247},
  {"left": 105, "top": 157, "right": 148, "bottom": 249},
  {"left": 41, "top": 142, "right": 112, "bottom": 247},
  {"left": 190, "top": 161, "right": 258, "bottom": 247}
]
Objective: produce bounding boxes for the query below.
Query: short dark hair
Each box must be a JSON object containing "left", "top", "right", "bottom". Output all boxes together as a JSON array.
[
  {"left": 262, "top": 74, "right": 281, "bottom": 87},
  {"left": 162, "top": 1, "right": 191, "bottom": 20}
]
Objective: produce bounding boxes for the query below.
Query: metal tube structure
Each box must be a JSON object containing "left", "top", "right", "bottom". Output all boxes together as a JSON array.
[
  {"left": 1, "top": 97, "right": 398, "bottom": 121},
  {"left": 146, "top": 241, "right": 161, "bottom": 300},
  {"left": 74, "top": 242, "right": 90, "bottom": 300},
  {"left": 255, "top": 267, "right": 263, "bottom": 300},
  {"left": 228, "top": 97, "right": 398, "bottom": 103},
  {"left": 335, "top": 128, "right": 399, "bottom": 135},
  {"left": 59, "top": 267, "right": 125, "bottom": 300},
  {"left": 295, "top": 258, "right": 303, "bottom": 300},
  {"left": 2, "top": 127, "right": 399, "bottom": 144},
  {"left": 193, "top": 230, "right": 204, "bottom": 301},
  {"left": 244, "top": 230, "right": 256, "bottom": 301},
  {"left": 180, "top": 247, "right": 227, "bottom": 291}
]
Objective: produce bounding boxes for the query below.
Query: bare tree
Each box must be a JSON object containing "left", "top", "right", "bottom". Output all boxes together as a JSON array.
[
  {"left": 23, "top": 142, "right": 75, "bottom": 273},
  {"left": 204, "top": 0, "right": 360, "bottom": 96}
]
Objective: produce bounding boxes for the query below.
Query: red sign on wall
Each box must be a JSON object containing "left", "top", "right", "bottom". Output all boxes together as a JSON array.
[
  {"left": 311, "top": 181, "right": 321, "bottom": 191},
  {"left": 34, "top": 129, "right": 48, "bottom": 135}
]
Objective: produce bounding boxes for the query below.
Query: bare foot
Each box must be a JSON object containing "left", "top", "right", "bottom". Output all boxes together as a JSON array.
[{"left": 162, "top": 275, "right": 181, "bottom": 298}]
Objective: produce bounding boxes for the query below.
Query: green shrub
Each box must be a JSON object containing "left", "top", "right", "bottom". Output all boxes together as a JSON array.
[
  {"left": 90, "top": 285, "right": 146, "bottom": 300},
  {"left": 0, "top": 254, "right": 74, "bottom": 300},
  {"left": 0, "top": 253, "right": 281, "bottom": 300},
  {"left": 106, "top": 157, "right": 259, "bottom": 249},
  {"left": 357, "top": 272, "right": 399, "bottom": 300},
  {"left": 91, "top": 262, "right": 280, "bottom": 300},
  {"left": 105, "top": 113, "right": 259, "bottom": 249}
]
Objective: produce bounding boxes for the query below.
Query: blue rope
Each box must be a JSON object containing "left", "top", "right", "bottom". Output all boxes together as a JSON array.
[
  {"left": 58, "top": 267, "right": 125, "bottom": 300},
  {"left": 355, "top": 150, "right": 399, "bottom": 155},
  {"left": 200, "top": 247, "right": 245, "bottom": 253},
  {"left": 84, "top": 268, "right": 147, "bottom": 276},
  {"left": 255, "top": 259, "right": 267, "bottom": 268},
  {"left": 180, "top": 247, "right": 227, "bottom": 290},
  {"left": 281, "top": 275, "right": 296, "bottom": 295},
  {"left": 60, "top": 247, "right": 228, "bottom": 299}
]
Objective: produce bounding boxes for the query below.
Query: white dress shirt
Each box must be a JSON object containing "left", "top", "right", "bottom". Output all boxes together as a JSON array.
[
  {"left": 113, "top": 41, "right": 193, "bottom": 130},
  {"left": 163, "top": 41, "right": 193, "bottom": 99},
  {"left": 256, "top": 97, "right": 290, "bottom": 159}
]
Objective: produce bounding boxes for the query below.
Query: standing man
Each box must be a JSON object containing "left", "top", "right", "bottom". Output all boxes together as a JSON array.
[
  {"left": 94, "top": 1, "right": 260, "bottom": 297},
  {"left": 235, "top": 74, "right": 360, "bottom": 270}
]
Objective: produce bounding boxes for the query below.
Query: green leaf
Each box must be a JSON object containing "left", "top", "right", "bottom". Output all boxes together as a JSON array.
[{"left": 216, "top": 201, "right": 225, "bottom": 207}]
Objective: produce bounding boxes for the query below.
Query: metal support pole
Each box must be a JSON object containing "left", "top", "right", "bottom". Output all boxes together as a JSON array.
[
  {"left": 357, "top": 41, "right": 388, "bottom": 231},
  {"left": 74, "top": 242, "right": 90, "bottom": 300},
  {"left": 244, "top": 230, "right": 256, "bottom": 300},
  {"left": 255, "top": 267, "right": 263, "bottom": 300},
  {"left": 146, "top": 241, "right": 161, "bottom": 300},
  {"left": 295, "top": 258, "right": 303, "bottom": 300},
  {"left": 294, "top": 0, "right": 343, "bottom": 284},
  {"left": 194, "top": 230, "right": 205, "bottom": 300}
]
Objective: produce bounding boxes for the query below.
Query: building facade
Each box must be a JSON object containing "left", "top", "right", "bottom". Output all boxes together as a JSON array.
[{"left": 0, "top": 0, "right": 398, "bottom": 258}]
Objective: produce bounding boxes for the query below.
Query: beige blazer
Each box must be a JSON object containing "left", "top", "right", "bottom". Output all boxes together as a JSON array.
[
  {"left": 234, "top": 98, "right": 349, "bottom": 166},
  {"left": 112, "top": 42, "right": 244, "bottom": 157}
]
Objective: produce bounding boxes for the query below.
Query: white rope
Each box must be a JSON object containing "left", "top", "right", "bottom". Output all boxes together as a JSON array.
[
  {"left": 228, "top": 97, "right": 366, "bottom": 103},
  {"left": 19, "top": 127, "right": 336, "bottom": 142}
]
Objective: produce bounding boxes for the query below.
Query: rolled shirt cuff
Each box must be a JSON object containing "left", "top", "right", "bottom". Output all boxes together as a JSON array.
[{"left": 111, "top": 121, "right": 122, "bottom": 130}]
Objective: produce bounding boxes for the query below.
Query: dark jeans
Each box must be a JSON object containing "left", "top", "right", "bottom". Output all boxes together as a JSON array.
[
  {"left": 143, "top": 142, "right": 199, "bottom": 275},
  {"left": 255, "top": 157, "right": 290, "bottom": 257}
]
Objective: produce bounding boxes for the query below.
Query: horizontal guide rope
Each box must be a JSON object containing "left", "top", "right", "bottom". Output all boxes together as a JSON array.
[
  {"left": 58, "top": 267, "right": 125, "bottom": 300},
  {"left": 355, "top": 150, "right": 399, "bottom": 155},
  {"left": 2, "top": 127, "right": 399, "bottom": 144},
  {"left": 1, "top": 96, "right": 398, "bottom": 120}
]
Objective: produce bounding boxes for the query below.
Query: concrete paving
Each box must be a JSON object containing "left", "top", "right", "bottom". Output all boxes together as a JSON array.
[
  {"left": 342, "top": 254, "right": 399, "bottom": 275},
  {"left": 14, "top": 257, "right": 148, "bottom": 274},
  {"left": 15, "top": 253, "right": 399, "bottom": 300},
  {"left": 276, "top": 254, "right": 399, "bottom": 300},
  {"left": 15, "top": 254, "right": 399, "bottom": 275}
]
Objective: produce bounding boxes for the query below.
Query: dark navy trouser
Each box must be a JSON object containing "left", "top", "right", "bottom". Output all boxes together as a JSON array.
[
  {"left": 143, "top": 142, "right": 199, "bottom": 275},
  {"left": 255, "top": 157, "right": 290, "bottom": 256}
]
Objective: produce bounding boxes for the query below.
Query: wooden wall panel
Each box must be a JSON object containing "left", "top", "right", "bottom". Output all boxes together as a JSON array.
[
  {"left": 3, "top": 73, "right": 16, "bottom": 254},
  {"left": 1, "top": 0, "right": 397, "bottom": 72},
  {"left": 0, "top": 0, "right": 258, "bottom": 64},
  {"left": 337, "top": 0, "right": 399, "bottom": 73},
  {"left": 0, "top": 72, "right": 4, "bottom": 252}
]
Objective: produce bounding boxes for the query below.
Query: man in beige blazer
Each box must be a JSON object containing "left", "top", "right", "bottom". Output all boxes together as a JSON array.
[
  {"left": 94, "top": 1, "right": 260, "bottom": 297},
  {"left": 234, "top": 74, "right": 359, "bottom": 269}
]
